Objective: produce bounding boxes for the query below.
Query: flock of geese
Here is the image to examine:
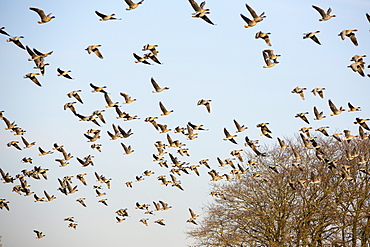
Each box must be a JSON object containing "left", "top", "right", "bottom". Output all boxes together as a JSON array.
[{"left": 1, "top": 0, "right": 369, "bottom": 243}]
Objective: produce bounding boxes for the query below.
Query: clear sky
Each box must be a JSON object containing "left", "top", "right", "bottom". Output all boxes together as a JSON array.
[{"left": 0, "top": 0, "right": 369, "bottom": 246}]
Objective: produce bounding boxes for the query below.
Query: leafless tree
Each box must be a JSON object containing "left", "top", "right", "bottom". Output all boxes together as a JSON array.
[{"left": 188, "top": 135, "right": 370, "bottom": 247}]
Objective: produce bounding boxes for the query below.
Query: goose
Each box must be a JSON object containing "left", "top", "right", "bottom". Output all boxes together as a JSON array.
[
  {"left": 84, "top": 131, "right": 101, "bottom": 142},
  {"left": 21, "top": 157, "right": 33, "bottom": 164},
  {"left": 7, "top": 141, "right": 22, "bottom": 150},
  {"left": 255, "top": 31, "right": 272, "bottom": 46},
  {"left": 140, "top": 218, "right": 149, "bottom": 226},
  {"left": 38, "top": 147, "right": 53, "bottom": 156},
  {"left": 188, "top": 0, "right": 214, "bottom": 25},
  {"left": 95, "top": 11, "right": 121, "bottom": 21},
  {"left": 116, "top": 217, "right": 126, "bottom": 223},
  {"left": 44, "top": 190, "right": 56, "bottom": 202},
  {"left": 354, "top": 118, "right": 370, "bottom": 130},
  {"left": 23, "top": 73, "right": 41, "bottom": 87},
  {"left": 92, "top": 110, "right": 106, "bottom": 124},
  {"left": 90, "top": 83, "right": 107, "bottom": 93},
  {"left": 57, "top": 68, "right": 73, "bottom": 79},
  {"left": 30, "top": 7, "right": 55, "bottom": 23},
  {"left": 343, "top": 130, "right": 357, "bottom": 142},
  {"left": 63, "top": 102, "right": 77, "bottom": 115},
  {"left": 98, "top": 199, "right": 108, "bottom": 206},
  {"left": 76, "top": 198, "right": 86, "bottom": 207},
  {"left": 142, "top": 44, "right": 158, "bottom": 51},
  {"left": 6, "top": 36, "right": 25, "bottom": 49},
  {"left": 0, "top": 27, "right": 10, "bottom": 36},
  {"left": 277, "top": 137, "right": 288, "bottom": 149},
  {"left": 348, "top": 61, "right": 365, "bottom": 77},
  {"left": 197, "top": 99, "right": 211, "bottom": 113},
  {"left": 95, "top": 189, "right": 106, "bottom": 197},
  {"left": 311, "top": 88, "right": 325, "bottom": 98},
  {"left": 124, "top": 0, "right": 144, "bottom": 11},
  {"left": 262, "top": 50, "right": 279, "bottom": 68},
  {"left": 133, "top": 53, "right": 151, "bottom": 65},
  {"left": 300, "top": 133, "right": 312, "bottom": 147},
  {"left": 120, "top": 92, "right": 136, "bottom": 104},
  {"left": 26, "top": 46, "right": 45, "bottom": 68},
  {"left": 230, "top": 149, "right": 243, "bottom": 162},
  {"left": 299, "top": 127, "right": 312, "bottom": 137},
  {"left": 121, "top": 143, "right": 134, "bottom": 155},
  {"left": 21, "top": 136, "right": 35, "bottom": 148},
  {"left": 312, "top": 5, "right": 335, "bottom": 21},
  {"left": 27, "top": 47, "right": 53, "bottom": 61},
  {"left": 241, "top": 4, "right": 265, "bottom": 28},
  {"left": 159, "top": 101, "right": 173, "bottom": 116},
  {"left": 328, "top": 99, "right": 345, "bottom": 116},
  {"left": 144, "top": 52, "right": 162, "bottom": 64},
  {"left": 2, "top": 117, "right": 17, "bottom": 130},
  {"left": 154, "top": 219, "right": 165, "bottom": 226},
  {"left": 223, "top": 128, "right": 237, "bottom": 144},
  {"left": 151, "top": 77, "right": 169, "bottom": 93},
  {"left": 34, "top": 194, "right": 44, "bottom": 202},
  {"left": 75, "top": 113, "right": 100, "bottom": 126},
  {"left": 68, "top": 223, "right": 78, "bottom": 229},
  {"left": 303, "top": 31, "right": 321, "bottom": 45},
  {"left": 313, "top": 106, "right": 326, "bottom": 120},
  {"left": 295, "top": 112, "right": 310, "bottom": 124},
  {"left": 67, "top": 90, "right": 83, "bottom": 104},
  {"left": 85, "top": 45, "right": 103, "bottom": 59},
  {"left": 348, "top": 102, "right": 361, "bottom": 112},
  {"left": 76, "top": 174, "right": 87, "bottom": 186},
  {"left": 199, "top": 159, "right": 210, "bottom": 169},
  {"left": 291, "top": 86, "right": 306, "bottom": 100},
  {"left": 34, "top": 230, "right": 45, "bottom": 239},
  {"left": 315, "top": 126, "right": 330, "bottom": 137},
  {"left": 124, "top": 181, "right": 132, "bottom": 188},
  {"left": 339, "top": 30, "right": 358, "bottom": 46},
  {"left": 104, "top": 92, "right": 119, "bottom": 108}
]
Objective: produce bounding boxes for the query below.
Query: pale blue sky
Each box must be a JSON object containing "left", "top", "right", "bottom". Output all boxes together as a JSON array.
[{"left": 0, "top": 0, "right": 370, "bottom": 246}]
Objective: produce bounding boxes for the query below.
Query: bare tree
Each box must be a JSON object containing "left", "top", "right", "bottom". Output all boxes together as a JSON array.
[{"left": 188, "top": 136, "right": 370, "bottom": 247}]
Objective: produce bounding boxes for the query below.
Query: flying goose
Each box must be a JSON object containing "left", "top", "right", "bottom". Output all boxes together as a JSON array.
[
  {"left": 339, "top": 30, "right": 358, "bottom": 46},
  {"left": 159, "top": 101, "right": 173, "bottom": 116},
  {"left": 57, "top": 68, "right": 73, "bottom": 79},
  {"left": 85, "top": 45, "right": 103, "bottom": 59},
  {"left": 144, "top": 52, "right": 162, "bottom": 64},
  {"left": 23, "top": 73, "right": 41, "bottom": 87},
  {"left": 328, "top": 99, "right": 345, "bottom": 116},
  {"left": 34, "top": 230, "right": 45, "bottom": 239},
  {"left": 21, "top": 136, "right": 35, "bottom": 148},
  {"left": 311, "top": 88, "right": 325, "bottom": 98},
  {"left": 95, "top": 11, "right": 121, "bottom": 21},
  {"left": 291, "top": 86, "right": 306, "bottom": 100},
  {"left": 76, "top": 173, "right": 87, "bottom": 186},
  {"left": 120, "top": 92, "right": 136, "bottom": 104},
  {"left": 76, "top": 198, "right": 87, "bottom": 207},
  {"left": 312, "top": 5, "right": 336, "bottom": 21},
  {"left": 223, "top": 128, "right": 237, "bottom": 144},
  {"left": 133, "top": 53, "right": 151, "bottom": 65},
  {"left": 348, "top": 102, "right": 361, "bottom": 112},
  {"left": 255, "top": 31, "right": 272, "bottom": 46},
  {"left": 98, "top": 199, "right": 108, "bottom": 206},
  {"left": 151, "top": 77, "right": 169, "bottom": 93},
  {"left": 90, "top": 83, "right": 107, "bottom": 93},
  {"left": 6, "top": 36, "right": 25, "bottom": 49},
  {"left": 347, "top": 61, "right": 365, "bottom": 77},
  {"left": 27, "top": 47, "right": 53, "bottom": 61},
  {"left": 0, "top": 27, "right": 10, "bottom": 36},
  {"left": 315, "top": 126, "right": 330, "bottom": 137},
  {"left": 121, "top": 143, "right": 134, "bottom": 155},
  {"left": 104, "top": 92, "right": 119, "bottom": 108},
  {"left": 303, "top": 31, "right": 321, "bottom": 45},
  {"left": 277, "top": 137, "right": 288, "bottom": 149},
  {"left": 188, "top": 0, "right": 214, "bottom": 25},
  {"left": 67, "top": 90, "right": 83, "bottom": 104},
  {"left": 262, "top": 49, "right": 280, "bottom": 68},
  {"left": 197, "top": 99, "right": 211, "bottom": 113},
  {"left": 124, "top": 0, "right": 144, "bottom": 11},
  {"left": 354, "top": 118, "right": 370, "bottom": 130},
  {"left": 154, "top": 219, "right": 165, "bottom": 226},
  {"left": 7, "top": 141, "right": 22, "bottom": 150},
  {"left": 30, "top": 7, "right": 55, "bottom": 23},
  {"left": 313, "top": 106, "right": 326, "bottom": 120},
  {"left": 241, "top": 4, "right": 265, "bottom": 28},
  {"left": 44, "top": 190, "right": 56, "bottom": 202},
  {"left": 295, "top": 112, "right": 310, "bottom": 124},
  {"left": 64, "top": 102, "right": 77, "bottom": 115}
]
